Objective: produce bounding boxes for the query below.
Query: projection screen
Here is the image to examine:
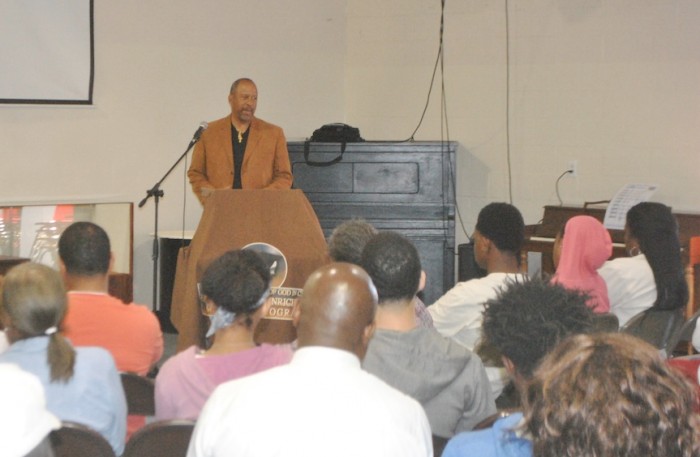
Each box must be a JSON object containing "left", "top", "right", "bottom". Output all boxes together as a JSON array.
[{"left": 0, "top": 0, "right": 94, "bottom": 105}]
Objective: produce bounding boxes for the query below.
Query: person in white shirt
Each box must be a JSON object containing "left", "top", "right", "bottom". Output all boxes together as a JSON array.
[
  {"left": 599, "top": 202, "right": 688, "bottom": 327},
  {"left": 429, "top": 203, "right": 527, "bottom": 351},
  {"left": 0, "top": 363, "right": 60, "bottom": 457},
  {"left": 429, "top": 203, "right": 527, "bottom": 398},
  {"left": 187, "top": 262, "right": 433, "bottom": 457}
]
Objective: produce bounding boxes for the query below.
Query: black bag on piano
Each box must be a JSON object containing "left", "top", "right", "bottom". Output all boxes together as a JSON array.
[{"left": 303, "top": 123, "right": 364, "bottom": 167}]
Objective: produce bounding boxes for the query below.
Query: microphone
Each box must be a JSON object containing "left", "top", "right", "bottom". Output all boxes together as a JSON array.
[
  {"left": 191, "top": 121, "right": 208, "bottom": 143},
  {"left": 138, "top": 121, "right": 210, "bottom": 208}
]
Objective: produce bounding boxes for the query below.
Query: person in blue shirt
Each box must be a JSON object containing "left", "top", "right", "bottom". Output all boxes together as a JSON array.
[
  {"left": 0, "top": 262, "right": 127, "bottom": 455},
  {"left": 442, "top": 279, "right": 594, "bottom": 457}
]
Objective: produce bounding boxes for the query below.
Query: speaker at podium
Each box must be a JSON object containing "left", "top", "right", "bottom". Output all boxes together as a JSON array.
[{"left": 171, "top": 189, "right": 329, "bottom": 352}]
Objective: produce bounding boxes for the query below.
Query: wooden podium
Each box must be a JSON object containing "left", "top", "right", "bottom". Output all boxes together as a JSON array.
[{"left": 171, "top": 189, "right": 329, "bottom": 351}]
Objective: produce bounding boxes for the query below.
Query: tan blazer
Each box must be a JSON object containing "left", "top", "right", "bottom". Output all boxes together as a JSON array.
[{"left": 187, "top": 115, "right": 293, "bottom": 204}]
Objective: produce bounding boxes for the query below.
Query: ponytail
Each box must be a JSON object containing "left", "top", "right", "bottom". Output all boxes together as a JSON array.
[{"left": 46, "top": 330, "right": 76, "bottom": 383}]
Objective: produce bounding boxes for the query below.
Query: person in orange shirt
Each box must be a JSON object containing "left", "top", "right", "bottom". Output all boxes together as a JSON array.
[
  {"left": 59, "top": 222, "right": 163, "bottom": 375},
  {"left": 59, "top": 221, "right": 163, "bottom": 438}
]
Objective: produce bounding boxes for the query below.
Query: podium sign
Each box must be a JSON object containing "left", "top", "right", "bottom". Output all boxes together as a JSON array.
[{"left": 266, "top": 288, "right": 303, "bottom": 321}]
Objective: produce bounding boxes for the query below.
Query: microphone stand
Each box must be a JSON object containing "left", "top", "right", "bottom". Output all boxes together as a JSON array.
[{"left": 139, "top": 136, "right": 199, "bottom": 313}]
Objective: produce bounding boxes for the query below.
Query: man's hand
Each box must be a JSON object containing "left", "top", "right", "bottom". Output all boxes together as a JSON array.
[{"left": 200, "top": 187, "right": 215, "bottom": 199}]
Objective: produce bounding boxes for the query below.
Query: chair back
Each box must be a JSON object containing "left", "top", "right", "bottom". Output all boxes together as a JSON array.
[
  {"left": 591, "top": 313, "right": 620, "bottom": 333},
  {"left": 667, "top": 355, "right": 700, "bottom": 412},
  {"left": 665, "top": 309, "right": 700, "bottom": 357},
  {"left": 50, "top": 421, "right": 116, "bottom": 457},
  {"left": 121, "top": 420, "right": 195, "bottom": 457},
  {"left": 621, "top": 307, "right": 685, "bottom": 354},
  {"left": 121, "top": 372, "right": 155, "bottom": 416}
]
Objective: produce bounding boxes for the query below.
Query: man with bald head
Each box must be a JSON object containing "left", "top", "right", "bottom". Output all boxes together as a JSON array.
[{"left": 188, "top": 263, "right": 433, "bottom": 457}]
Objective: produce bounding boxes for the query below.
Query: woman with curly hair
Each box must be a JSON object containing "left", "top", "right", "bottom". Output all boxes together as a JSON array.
[{"left": 524, "top": 332, "right": 700, "bottom": 457}]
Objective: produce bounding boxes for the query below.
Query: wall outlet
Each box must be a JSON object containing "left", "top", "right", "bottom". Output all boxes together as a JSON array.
[{"left": 568, "top": 160, "right": 578, "bottom": 177}]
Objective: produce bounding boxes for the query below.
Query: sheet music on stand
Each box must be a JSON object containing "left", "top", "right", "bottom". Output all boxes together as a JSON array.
[{"left": 603, "top": 184, "right": 659, "bottom": 230}]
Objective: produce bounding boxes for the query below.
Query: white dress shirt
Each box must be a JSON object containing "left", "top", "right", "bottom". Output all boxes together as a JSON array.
[{"left": 187, "top": 346, "right": 433, "bottom": 457}]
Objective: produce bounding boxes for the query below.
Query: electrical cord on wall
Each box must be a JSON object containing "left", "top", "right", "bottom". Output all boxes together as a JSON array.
[
  {"left": 403, "top": 0, "right": 517, "bottom": 239},
  {"left": 182, "top": 155, "right": 188, "bottom": 243},
  {"left": 555, "top": 168, "right": 575, "bottom": 206},
  {"left": 505, "top": 0, "right": 513, "bottom": 204},
  {"left": 437, "top": 8, "right": 470, "bottom": 243},
  {"left": 402, "top": 0, "right": 473, "bottom": 244},
  {"left": 403, "top": 0, "right": 446, "bottom": 143}
]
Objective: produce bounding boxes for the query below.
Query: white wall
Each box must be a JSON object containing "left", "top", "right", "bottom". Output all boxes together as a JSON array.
[
  {"left": 346, "top": 0, "right": 700, "bottom": 246},
  {"left": 2, "top": 0, "right": 699, "bottom": 304}
]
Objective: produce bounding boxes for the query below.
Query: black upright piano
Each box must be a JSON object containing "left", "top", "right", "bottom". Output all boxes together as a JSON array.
[{"left": 288, "top": 141, "right": 456, "bottom": 305}]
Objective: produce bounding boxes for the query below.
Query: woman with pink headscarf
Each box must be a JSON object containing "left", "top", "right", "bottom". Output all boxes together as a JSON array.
[{"left": 551, "top": 215, "right": 612, "bottom": 313}]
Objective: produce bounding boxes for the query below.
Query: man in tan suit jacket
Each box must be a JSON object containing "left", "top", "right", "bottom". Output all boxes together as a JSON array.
[{"left": 188, "top": 78, "right": 293, "bottom": 205}]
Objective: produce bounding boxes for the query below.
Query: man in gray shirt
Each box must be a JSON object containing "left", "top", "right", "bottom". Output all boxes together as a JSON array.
[{"left": 360, "top": 231, "right": 496, "bottom": 439}]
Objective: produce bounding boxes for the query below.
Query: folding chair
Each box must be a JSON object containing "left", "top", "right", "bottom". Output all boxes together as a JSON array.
[
  {"left": 665, "top": 309, "right": 700, "bottom": 357},
  {"left": 121, "top": 420, "right": 195, "bottom": 457},
  {"left": 120, "top": 372, "right": 155, "bottom": 416},
  {"left": 621, "top": 307, "right": 685, "bottom": 356},
  {"left": 50, "top": 421, "right": 116, "bottom": 457}
]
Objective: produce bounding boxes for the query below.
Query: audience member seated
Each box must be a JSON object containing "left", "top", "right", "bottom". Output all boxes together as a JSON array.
[
  {"left": 59, "top": 222, "right": 163, "bottom": 438},
  {"left": 551, "top": 215, "right": 612, "bottom": 313},
  {"left": 360, "top": 232, "right": 495, "bottom": 438},
  {"left": 155, "top": 250, "right": 292, "bottom": 420},
  {"left": 328, "top": 218, "right": 433, "bottom": 327},
  {"left": 0, "top": 263, "right": 127, "bottom": 455},
  {"left": 429, "top": 203, "right": 526, "bottom": 351},
  {"left": 599, "top": 202, "right": 688, "bottom": 326},
  {"left": 59, "top": 222, "right": 164, "bottom": 376},
  {"left": 429, "top": 203, "right": 527, "bottom": 397},
  {"left": 442, "top": 279, "right": 594, "bottom": 457},
  {"left": 187, "top": 263, "right": 432, "bottom": 457},
  {"left": 0, "top": 363, "right": 60, "bottom": 457},
  {"left": 524, "top": 332, "right": 700, "bottom": 456}
]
